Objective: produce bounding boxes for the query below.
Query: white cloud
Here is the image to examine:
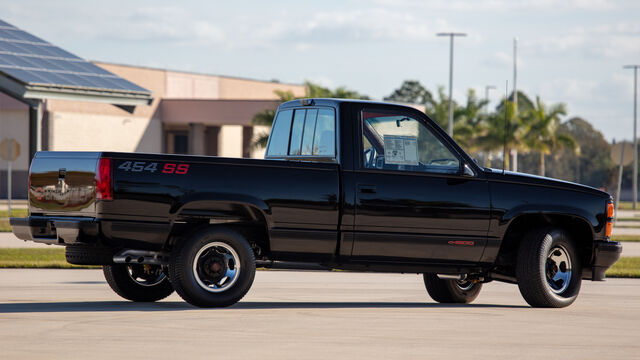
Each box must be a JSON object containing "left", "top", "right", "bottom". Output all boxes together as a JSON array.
[
  {"left": 483, "top": 51, "right": 513, "bottom": 69},
  {"left": 525, "top": 22, "right": 640, "bottom": 59},
  {"left": 249, "top": 9, "right": 454, "bottom": 45},
  {"left": 372, "top": 0, "right": 620, "bottom": 12}
]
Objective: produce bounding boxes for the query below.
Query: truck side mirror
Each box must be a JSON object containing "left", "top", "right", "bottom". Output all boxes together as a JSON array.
[{"left": 462, "top": 163, "right": 475, "bottom": 177}]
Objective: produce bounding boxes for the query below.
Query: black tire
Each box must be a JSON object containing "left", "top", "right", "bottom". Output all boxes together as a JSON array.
[
  {"left": 169, "top": 227, "right": 256, "bottom": 308},
  {"left": 516, "top": 227, "right": 582, "bottom": 308},
  {"left": 103, "top": 264, "right": 174, "bottom": 302},
  {"left": 423, "top": 274, "right": 483, "bottom": 304},
  {"left": 66, "top": 244, "right": 115, "bottom": 265}
]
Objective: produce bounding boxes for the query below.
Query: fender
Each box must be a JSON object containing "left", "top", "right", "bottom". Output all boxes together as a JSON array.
[
  {"left": 171, "top": 192, "right": 272, "bottom": 228},
  {"left": 499, "top": 203, "right": 599, "bottom": 238}
]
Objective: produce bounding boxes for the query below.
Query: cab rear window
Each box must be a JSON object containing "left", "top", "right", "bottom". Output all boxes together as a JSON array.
[
  {"left": 266, "top": 108, "right": 336, "bottom": 159},
  {"left": 266, "top": 110, "right": 293, "bottom": 156}
]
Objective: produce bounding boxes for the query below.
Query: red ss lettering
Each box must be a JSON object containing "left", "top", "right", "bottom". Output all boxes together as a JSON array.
[
  {"left": 176, "top": 164, "right": 189, "bottom": 174},
  {"left": 162, "top": 163, "right": 189, "bottom": 174},
  {"left": 162, "top": 163, "right": 176, "bottom": 173}
]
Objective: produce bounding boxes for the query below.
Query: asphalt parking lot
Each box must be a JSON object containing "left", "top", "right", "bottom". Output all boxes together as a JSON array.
[{"left": 0, "top": 269, "right": 638, "bottom": 359}]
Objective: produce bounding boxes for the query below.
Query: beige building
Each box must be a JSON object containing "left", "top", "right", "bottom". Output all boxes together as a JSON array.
[{"left": 0, "top": 62, "right": 307, "bottom": 198}]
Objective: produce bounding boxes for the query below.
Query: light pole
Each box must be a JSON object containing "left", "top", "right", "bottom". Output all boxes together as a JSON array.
[
  {"left": 437, "top": 32, "right": 467, "bottom": 136},
  {"left": 512, "top": 37, "right": 518, "bottom": 172},
  {"left": 485, "top": 85, "right": 496, "bottom": 114},
  {"left": 624, "top": 65, "right": 639, "bottom": 209}
]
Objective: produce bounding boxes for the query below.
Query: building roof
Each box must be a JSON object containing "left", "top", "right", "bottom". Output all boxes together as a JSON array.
[{"left": 0, "top": 19, "right": 152, "bottom": 109}]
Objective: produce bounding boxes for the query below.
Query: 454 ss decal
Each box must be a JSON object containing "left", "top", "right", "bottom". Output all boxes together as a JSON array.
[{"left": 117, "top": 161, "right": 190, "bottom": 174}]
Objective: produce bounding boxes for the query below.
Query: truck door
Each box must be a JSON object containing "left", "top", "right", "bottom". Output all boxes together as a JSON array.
[{"left": 351, "top": 105, "right": 491, "bottom": 264}]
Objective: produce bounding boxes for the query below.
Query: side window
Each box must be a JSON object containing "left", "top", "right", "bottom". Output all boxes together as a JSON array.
[
  {"left": 313, "top": 109, "right": 336, "bottom": 157},
  {"left": 266, "top": 109, "right": 293, "bottom": 157},
  {"left": 361, "top": 110, "right": 460, "bottom": 174}
]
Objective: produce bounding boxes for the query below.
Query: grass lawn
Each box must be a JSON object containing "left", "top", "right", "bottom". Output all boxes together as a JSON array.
[
  {"left": 0, "top": 209, "right": 28, "bottom": 232},
  {"left": 618, "top": 202, "right": 633, "bottom": 210},
  {"left": 605, "top": 257, "right": 640, "bottom": 278},
  {"left": 0, "top": 248, "right": 97, "bottom": 269},
  {"left": 0, "top": 209, "right": 28, "bottom": 218},
  {"left": 0, "top": 220, "right": 10, "bottom": 232},
  {"left": 611, "top": 235, "right": 640, "bottom": 242},
  {"left": 0, "top": 249, "right": 637, "bottom": 278},
  {"left": 614, "top": 217, "right": 640, "bottom": 222}
]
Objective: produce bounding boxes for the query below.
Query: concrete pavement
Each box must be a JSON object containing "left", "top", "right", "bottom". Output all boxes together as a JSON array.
[
  {"left": 0, "top": 269, "right": 638, "bottom": 360},
  {"left": 0, "top": 232, "right": 51, "bottom": 248},
  {"left": 620, "top": 241, "right": 640, "bottom": 257}
]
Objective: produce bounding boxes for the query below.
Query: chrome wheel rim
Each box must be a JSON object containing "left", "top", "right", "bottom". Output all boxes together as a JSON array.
[
  {"left": 455, "top": 280, "right": 474, "bottom": 291},
  {"left": 546, "top": 245, "right": 572, "bottom": 294},
  {"left": 192, "top": 242, "right": 241, "bottom": 293},
  {"left": 127, "top": 265, "right": 166, "bottom": 287}
]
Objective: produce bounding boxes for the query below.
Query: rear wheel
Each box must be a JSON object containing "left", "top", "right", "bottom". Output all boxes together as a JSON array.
[
  {"left": 516, "top": 227, "right": 582, "bottom": 308},
  {"left": 169, "top": 227, "right": 256, "bottom": 308},
  {"left": 423, "top": 274, "right": 483, "bottom": 304},
  {"left": 103, "top": 264, "right": 174, "bottom": 302}
]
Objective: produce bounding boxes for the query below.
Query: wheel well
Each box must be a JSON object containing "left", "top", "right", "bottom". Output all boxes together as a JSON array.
[
  {"left": 165, "top": 211, "right": 271, "bottom": 259},
  {"left": 495, "top": 214, "right": 593, "bottom": 273}
]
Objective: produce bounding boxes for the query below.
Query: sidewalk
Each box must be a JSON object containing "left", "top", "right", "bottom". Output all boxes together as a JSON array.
[
  {"left": 0, "top": 232, "right": 52, "bottom": 248},
  {"left": 0, "top": 199, "right": 28, "bottom": 211}
]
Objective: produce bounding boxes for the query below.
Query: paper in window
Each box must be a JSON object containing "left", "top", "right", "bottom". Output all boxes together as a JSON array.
[{"left": 383, "top": 135, "right": 419, "bottom": 165}]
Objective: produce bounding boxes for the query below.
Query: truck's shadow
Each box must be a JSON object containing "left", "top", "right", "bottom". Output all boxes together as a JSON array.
[{"left": 0, "top": 301, "right": 528, "bottom": 313}]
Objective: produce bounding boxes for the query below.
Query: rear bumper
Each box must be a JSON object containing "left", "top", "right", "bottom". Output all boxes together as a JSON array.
[
  {"left": 9, "top": 216, "right": 169, "bottom": 250},
  {"left": 585, "top": 240, "right": 623, "bottom": 281},
  {"left": 10, "top": 216, "right": 99, "bottom": 245}
]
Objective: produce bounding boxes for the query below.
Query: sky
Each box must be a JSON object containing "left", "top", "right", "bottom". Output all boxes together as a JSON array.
[{"left": 2, "top": 0, "right": 640, "bottom": 142}]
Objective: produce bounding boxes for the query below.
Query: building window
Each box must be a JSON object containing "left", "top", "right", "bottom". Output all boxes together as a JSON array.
[
  {"left": 205, "top": 126, "right": 220, "bottom": 156},
  {"left": 166, "top": 130, "right": 189, "bottom": 154}
]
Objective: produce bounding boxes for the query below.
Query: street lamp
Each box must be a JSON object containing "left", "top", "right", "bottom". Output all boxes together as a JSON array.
[
  {"left": 437, "top": 32, "right": 467, "bottom": 136},
  {"left": 624, "top": 64, "right": 640, "bottom": 209},
  {"left": 484, "top": 85, "right": 496, "bottom": 114}
]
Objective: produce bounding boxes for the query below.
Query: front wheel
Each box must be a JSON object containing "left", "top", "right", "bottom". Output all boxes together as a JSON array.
[
  {"left": 169, "top": 227, "right": 256, "bottom": 308},
  {"left": 516, "top": 227, "right": 582, "bottom": 308},
  {"left": 423, "top": 274, "right": 483, "bottom": 304},
  {"left": 103, "top": 264, "right": 174, "bottom": 302}
]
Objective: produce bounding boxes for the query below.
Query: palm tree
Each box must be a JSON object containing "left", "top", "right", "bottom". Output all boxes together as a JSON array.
[
  {"left": 251, "top": 82, "right": 369, "bottom": 149},
  {"left": 476, "top": 100, "right": 528, "bottom": 170},
  {"left": 251, "top": 90, "right": 296, "bottom": 148},
  {"left": 451, "top": 89, "right": 489, "bottom": 152},
  {"left": 522, "top": 96, "right": 578, "bottom": 176}
]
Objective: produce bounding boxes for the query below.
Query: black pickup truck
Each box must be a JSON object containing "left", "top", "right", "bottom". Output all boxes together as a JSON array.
[{"left": 11, "top": 98, "right": 622, "bottom": 308}]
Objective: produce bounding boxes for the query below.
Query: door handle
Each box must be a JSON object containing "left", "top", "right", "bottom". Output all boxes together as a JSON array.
[{"left": 358, "top": 184, "right": 377, "bottom": 194}]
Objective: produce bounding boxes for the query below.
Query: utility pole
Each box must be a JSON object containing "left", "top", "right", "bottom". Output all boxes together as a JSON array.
[
  {"left": 485, "top": 85, "right": 496, "bottom": 114},
  {"left": 437, "top": 32, "right": 467, "bottom": 136},
  {"left": 624, "top": 65, "right": 640, "bottom": 209},
  {"left": 512, "top": 37, "right": 518, "bottom": 172}
]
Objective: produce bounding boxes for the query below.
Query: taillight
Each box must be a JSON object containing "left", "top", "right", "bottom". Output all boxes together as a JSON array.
[
  {"left": 96, "top": 158, "right": 113, "bottom": 201},
  {"left": 605, "top": 201, "right": 614, "bottom": 238}
]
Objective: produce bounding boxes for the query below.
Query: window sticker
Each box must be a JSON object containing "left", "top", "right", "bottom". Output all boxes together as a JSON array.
[{"left": 383, "top": 135, "right": 419, "bottom": 165}]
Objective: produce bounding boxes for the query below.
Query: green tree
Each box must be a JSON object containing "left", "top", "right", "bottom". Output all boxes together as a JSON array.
[
  {"left": 555, "top": 117, "right": 614, "bottom": 188},
  {"left": 305, "top": 81, "right": 370, "bottom": 100},
  {"left": 476, "top": 100, "right": 527, "bottom": 170},
  {"left": 450, "top": 89, "right": 489, "bottom": 151},
  {"left": 522, "top": 96, "right": 577, "bottom": 176},
  {"left": 384, "top": 80, "right": 433, "bottom": 105},
  {"left": 250, "top": 90, "right": 296, "bottom": 148},
  {"left": 251, "top": 82, "right": 369, "bottom": 148}
]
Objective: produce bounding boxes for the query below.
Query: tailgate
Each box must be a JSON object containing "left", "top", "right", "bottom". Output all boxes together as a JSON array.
[{"left": 29, "top": 151, "right": 101, "bottom": 217}]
